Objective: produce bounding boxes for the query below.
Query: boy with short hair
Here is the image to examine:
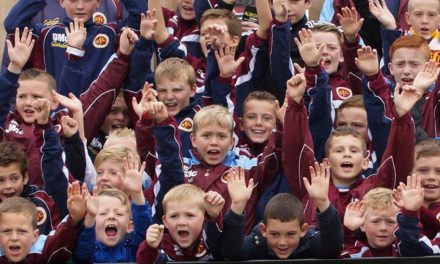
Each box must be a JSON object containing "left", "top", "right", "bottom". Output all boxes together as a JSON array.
[
  {"left": 136, "top": 184, "right": 225, "bottom": 262},
  {"left": 341, "top": 188, "right": 400, "bottom": 258},
  {"left": 282, "top": 70, "right": 418, "bottom": 246},
  {"left": 0, "top": 182, "right": 87, "bottom": 263},
  {"left": 73, "top": 160, "right": 152, "bottom": 264},
  {"left": 218, "top": 163, "right": 343, "bottom": 260}
]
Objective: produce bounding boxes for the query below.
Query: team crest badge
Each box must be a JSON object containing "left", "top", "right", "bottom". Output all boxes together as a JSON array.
[
  {"left": 93, "top": 34, "right": 109, "bottom": 48},
  {"left": 93, "top": 12, "right": 107, "bottom": 24},
  {"left": 336, "top": 87, "right": 352, "bottom": 100},
  {"left": 36, "top": 207, "right": 47, "bottom": 226},
  {"left": 195, "top": 239, "right": 207, "bottom": 258},
  {"left": 179, "top": 118, "right": 193, "bottom": 132}
]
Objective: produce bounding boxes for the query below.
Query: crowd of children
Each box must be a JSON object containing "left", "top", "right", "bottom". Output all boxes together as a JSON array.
[{"left": 0, "top": 0, "right": 439, "bottom": 262}]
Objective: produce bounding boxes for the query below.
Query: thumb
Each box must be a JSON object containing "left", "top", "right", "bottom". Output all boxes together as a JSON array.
[
  {"left": 5, "top": 39, "right": 13, "bottom": 51},
  {"left": 248, "top": 178, "right": 255, "bottom": 190},
  {"left": 303, "top": 177, "right": 311, "bottom": 191},
  {"left": 317, "top": 43, "right": 326, "bottom": 56}
]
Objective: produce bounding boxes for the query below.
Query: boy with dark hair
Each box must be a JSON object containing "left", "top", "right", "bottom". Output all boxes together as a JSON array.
[
  {"left": 218, "top": 164, "right": 343, "bottom": 260},
  {"left": 0, "top": 182, "right": 86, "bottom": 263}
]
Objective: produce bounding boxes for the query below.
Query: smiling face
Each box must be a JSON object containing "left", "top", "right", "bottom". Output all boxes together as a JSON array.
[
  {"left": 0, "top": 163, "right": 27, "bottom": 202},
  {"left": 414, "top": 156, "right": 440, "bottom": 205},
  {"left": 241, "top": 99, "right": 277, "bottom": 144},
  {"left": 388, "top": 47, "right": 429, "bottom": 87},
  {"left": 100, "top": 96, "right": 130, "bottom": 135},
  {"left": 361, "top": 207, "right": 398, "bottom": 249},
  {"left": 313, "top": 31, "right": 344, "bottom": 75},
  {"left": 156, "top": 76, "right": 196, "bottom": 117},
  {"left": 177, "top": 0, "right": 196, "bottom": 21},
  {"left": 0, "top": 212, "right": 38, "bottom": 263},
  {"left": 60, "top": 0, "right": 101, "bottom": 21},
  {"left": 95, "top": 195, "right": 133, "bottom": 247},
  {"left": 325, "top": 135, "right": 368, "bottom": 186},
  {"left": 260, "top": 218, "right": 307, "bottom": 259},
  {"left": 95, "top": 159, "right": 125, "bottom": 192},
  {"left": 162, "top": 200, "right": 205, "bottom": 249},
  {"left": 406, "top": 0, "right": 440, "bottom": 40}
]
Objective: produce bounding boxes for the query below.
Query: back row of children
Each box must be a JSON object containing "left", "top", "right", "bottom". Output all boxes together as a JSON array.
[{"left": 0, "top": 0, "right": 440, "bottom": 262}]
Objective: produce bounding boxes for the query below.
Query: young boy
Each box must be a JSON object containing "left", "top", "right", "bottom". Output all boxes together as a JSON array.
[
  {"left": 0, "top": 182, "right": 86, "bottom": 263},
  {"left": 136, "top": 184, "right": 225, "bottom": 262},
  {"left": 4, "top": 0, "right": 146, "bottom": 93},
  {"left": 74, "top": 179, "right": 152, "bottom": 263},
  {"left": 341, "top": 188, "right": 400, "bottom": 258},
  {"left": 218, "top": 164, "right": 343, "bottom": 260},
  {"left": 282, "top": 71, "right": 418, "bottom": 245}
]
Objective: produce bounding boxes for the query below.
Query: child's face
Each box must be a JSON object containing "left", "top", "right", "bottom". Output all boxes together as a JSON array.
[
  {"left": 271, "top": 0, "right": 311, "bottom": 24},
  {"left": 200, "top": 18, "right": 237, "bottom": 57},
  {"left": 95, "top": 195, "right": 133, "bottom": 247},
  {"left": 96, "top": 160, "right": 125, "bottom": 192},
  {"left": 16, "top": 80, "right": 57, "bottom": 124},
  {"left": 325, "top": 135, "right": 368, "bottom": 186},
  {"left": 389, "top": 47, "right": 428, "bottom": 88},
  {"left": 191, "top": 124, "right": 234, "bottom": 166},
  {"left": 60, "top": 0, "right": 101, "bottom": 22},
  {"left": 336, "top": 107, "right": 369, "bottom": 145},
  {"left": 177, "top": 0, "right": 196, "bottom": 21},
  {"left": 361, "top": 206, "right": 398, "bottom": 249},
  {"left": 100, "top": 96, "right": 130, "bottom": 135},
  {"left": 156, "top": 76, "right": 196, "bottom": 117},
  {"left": 241, "top": 99, "right": 277, "bottom": 144},
  {"left": 162, "top": 200, "right": 205, "bottom": 249},
  {"left": 0, "top": 212, "right": 38, "bottom": 263},
  {"left": 413, "top": 156, "right": 440, "bottom": 204},
  {"left": 0, "top": 163, "right": 27, "bottom": 202},
  {"left": 260, "top": 218, "right": 307, "bottom": 259},
  {"left": 313, "top": 31, "right": 344, "bottom": 75},
  {"left": 405, "top": 0, "right": 440, "bottom": 40}
]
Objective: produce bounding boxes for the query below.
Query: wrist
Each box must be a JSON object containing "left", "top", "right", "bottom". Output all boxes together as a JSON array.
[
  {"left": 84, "top": 214, "right": 95, "bottom": 227},
  {"left": 130, "top": 191, "right": 145, "bottom": 205},
  {"left": 7, "top": 63, "right": 22, "bottom": 74},
  {"left": 365, "top": 69, "right": 379, "bottom": 77},
  {"left": 230, "top": 201, "right": 246, "bottom": 215},
  {"left": 344, "top": 34, "right": 357, "bottom": 43},
  {"left": 315, "top": 199, "right": 330, "bottom": 213}
]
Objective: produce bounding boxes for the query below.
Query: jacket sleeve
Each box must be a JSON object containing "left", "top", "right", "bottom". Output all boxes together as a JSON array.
[
  {"left": 380, "top": 27, "right": 403, "bottom": 76},
  {"left": 419, "top": 205, "right": 440, "bottom": 240},
  {"left": 396, "top": 209, "right": 440, "bottom": 256},
  {"left": 309, "top": 205, "right": 344, "bottom": 258},
  {"left": 131, "top": 203, "right": 153, "bottom": 251},
  {"left": 151, "top": 116, "right": 185, "bottom": 221},
  {"left": 282, "top": 97, "right": 316, "bottom": 201},
  {"left": 73, "top": 225, "right": 96, "bottom": 263},
  {"left": 135, "top": 116, "right": 157, "bottom": 179},
  {"left": 136, "top": 240, "right": 168, "bottom": 264},
  {"left": 3, "top": 0, "right": 45, "bottom": 33},
  {"left": 40, "top": 123, "right": 69, "bottom": 217},
  {"left": 63, "top": 131, "right": 86, "bottom": 182},
  {"left": 80, "top": 52, "right": 130, "bottom": 143},
  {"left": 0, "top": 70, "right": 19, "bottom": 128},
  {"left": 58, "top": 50, "right": 85, "bottom": 97},
  {"left": 342, "top": 37, "right": 363, "bottom": 95},
  {"left": 305, "top": 65, "right": 333, "bottom": 162},
  {"left": 119, "top": 0, "right": 147, "bottom": 30}
]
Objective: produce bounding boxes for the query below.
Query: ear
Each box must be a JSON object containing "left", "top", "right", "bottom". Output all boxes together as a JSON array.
[
  {"left": 300, "top": 223, "right": 308, "bottom": 238},
  {"left": 125, "top": 220, "right": 134, "bottom": 234},
  {"left": 405, "top": 12, "right": 410, "bottom": 25},
  {"left": 259, "top": 222, "right": 267, "bottom": 238},
  {"left": 388, "top": 62, "right": 394, "bottom": 76},
  {"left": 190, "top": 84, "right": 196, "bottom": 97},
  {"left": 96, "top": 0, "right": 102, "bottom": 7},
  {"left": 230, "top": 35, "right": 240, "bottom": 47},
  {"left": 23, "top": 173, "right": 29, "bottom": 185},
  {"left": 162, "top": 215, "right": 169, "bottom": 229},
  {"left": 50, "top": 96, "right": 59, "bottom": 111},
  {"left": 305, "top": 0, "right": 312, "bottom": 9},
  {"left": 190, "top": 132, "right": 197, "bottom": 148},
  {"left": 237, "top": 117, "right": 244, "bottom": 131},
  {"left": 59, "top": 0, "right": 65, "bottom": 8},
  {"left": 323, "top": 157, "right": 331, "bottom": 168},
  {"left": 32, "top": 229, "right": 39, "bottom": 244},
  {"left": 360, "top": 222, "right": 366, "bottom": 232},
  {"left": 361, "top": 152, "right": 369, "bottom": 171},
  {"left": 339, "top": 49, "right": 344, "bottom": 63}
]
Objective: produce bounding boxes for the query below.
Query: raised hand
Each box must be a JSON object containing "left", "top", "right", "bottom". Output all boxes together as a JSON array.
[
  {"left": 52, "top": 91, "right": 83, "bottom": 115},
  {"left": 122, "top": 154, "right": 146, "bottom": 205},
  {"left": 355, "top": 46, "right": 379, "bottom": 76},
  {"left": 215, "top": 43, "right": 245, "bottom": 78},
  {"left": 286, "top": 73, "right": 306, "bottom": 104},
  {"left": 273, "top": 2, "right": 288, "bottom": 23},
  {"left": 400, "top": 174, "right": 424, "bottom": 211},
  {"left": 368, "top": 0, "right": 396, "bottom": 29},
  {"left": 119, "top": 27, "right": 139, "bottom": 56},
  {"left": 6, "top": 27, "right": 35, "bottom": 74},
  {"left": 67, "top": 182, "right": 88, "bottom": 224},
  {"left": 65, "top": 18, "right": 86, "bottom": 49},
  {"left": 83, "top": 186, "right": 98, "bottom": 227},
  {"left": 412, "top": 60, "right": 439, "bottom": 94},
  {"left": 344, "top": 200, "right": 366, "bottom": 231},
  {"left": 143, "top": 101, "right": 169, "bottom": 123},
  {"left": 140, "top": 9, "right": 158, "bottom": 40},
  {"left": 274, "top": 98, "right": 287, "bottom": 125},
  {"left": 303, "top": 162, "right": 331, "bottom": 212},
  {"left": 204, "top": 191, "right": 225, "bottom": 220},
  {"left": 146, "top": 224, "right": 165, "bottom": 249},
  {"left": 61, "top": 115, "right": 78, "bottom": 138},
  {"left": 227, "top": 167, "right": 254, "bottom": 215},
  {"left": 337, "top": 7, "right": 364, "bottom": 43},
  {"left": 294, "top": 28, "right": 325, "bottom": 67},
  {"left": 132, "top": 82, "right": 157, "bottom": 118},
  {"left": 206, "top": 24, "right": 228, "bottom": 50},
  {"left": 33, "top": 99, "right": 51, "bottom": 125},
  {"left": 393, "top": 84, "right": 422, "bottom": 117}
]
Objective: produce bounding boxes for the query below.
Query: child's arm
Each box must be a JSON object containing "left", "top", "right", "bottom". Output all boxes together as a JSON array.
[
  {"left": 254, "top": 0, "right": 272, "bottom": 40},
  {"left": 304, "top": 162, "right": 344, "bottom": 258},
  {"left": 61, "top": 116, "right": 86, "bottom": 182},
  {"left": 368, "top": 0, "right": 397, "bottom": 30},
  {"left": 136, "top": 224, "right": 169, "bottom": 263},
  {"left": 4, "top": 0, "right": 45, "bottom": 33},
  {"left": 343, "top": 200, "right": 366, "bottom": 232},
  {"left": 204, "top": 190, "right": 225, "bottom": 258}
]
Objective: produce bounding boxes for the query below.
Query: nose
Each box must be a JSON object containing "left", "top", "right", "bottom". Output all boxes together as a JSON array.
[
  {"left": 4, "top": 180, "right": 12, "bottom": 189},
  {"left": 177, "top": 217, "right": 187, "bottom": 226},
  {"left": 10, "top": 231, "right": 19, "bottom": 241},
  {"left": 278, "top": 236, "right": 287, "bottom": 246},
  {"left": 77, "top": 0, "right": 85, "bottom": 9}
]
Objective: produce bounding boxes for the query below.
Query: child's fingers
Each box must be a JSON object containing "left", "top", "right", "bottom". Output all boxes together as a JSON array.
[
  {"left": 248, "top": 178, "right": 254, "bottom": 189},
  {"left": 14, "top": 27, "right": 20, "bottom": 45}
]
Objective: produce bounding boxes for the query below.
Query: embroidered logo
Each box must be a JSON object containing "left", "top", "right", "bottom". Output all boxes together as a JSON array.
[
  {"left": 336, "top": 87, "right": 353, "bottom": 100},
  {"left": 42, "top": 18, "right": 60, "bottom": 27},
  {"left": 183, "top": 166, "right": 197, "bottom": 182},
  {"left": 93, "top": 12, "right": 107, "bottom": 24},
  {"left": 220, "top": 170, "right": 231, "bottom": 184},
  {"left": 195, "top": 239, "right": 207, "bottom": 258},
  {"left": 51, "top": 33, "right": 68, "bottom": 48},
  {"left": 36, "top": 207, "right": 47, "bottom": 226},
  {"left": 178, "top": 118, "right": 193, "bottom": 132},
  {"left": 5, "top": 120, "right": 23, "bottom": 135},
  {"left": 93, "top": 34, "right": 109, "bottom": 48}
]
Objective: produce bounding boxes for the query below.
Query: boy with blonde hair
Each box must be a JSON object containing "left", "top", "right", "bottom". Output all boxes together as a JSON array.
[
  {"left": 136, "top": 184, "right": 225, "bottom": 262},
  {"left": 341, "top": 188, "right": 400, "bottom": 257}
]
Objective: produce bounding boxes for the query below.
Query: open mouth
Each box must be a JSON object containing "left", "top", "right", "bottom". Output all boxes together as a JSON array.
[
  {"left": 111, "top": 124, "right": 123, "bottom": 130},
  {"left": 177, "top": 230, "right": 190, "bottom": 238},
  {"left": 182, "top": 5, "right": 194, "bottom": 12},
  {"left": 321, "top": 59, "right": 332, "bottom": 67},
  {"left": 251, "top": 129, "right": 265, "bottom": 135},
  {"left": 3, "top": 192, "right": 15, "bottom": 199},
  {"left": 23, "top": 109, "right": 35, "bottom": 114},
  {"left": 164, "top": 102, "right": 178, "bottom": 108},
  {"left": 207, "top": 149, "right": 220, "bottom": 155},
  {"left": 401, "top": 78, "right": 413, "bottom": 84},
  {"left": 105, "top": 225, "right": 118, "bottom": 237},
  {"left": 341, "top": 161, "right": 353, "bottom": 168},
  {"left": 9, "top": 245, "right": 20, "bottom": 255},
  {"left": 423, "top": 184, "right": 439, "bottom": 189}
]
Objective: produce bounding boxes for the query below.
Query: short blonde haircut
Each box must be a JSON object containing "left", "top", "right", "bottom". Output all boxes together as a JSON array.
[
  {"left": 414, "top": 139, "right": 440, "bottom": 162},
  {"left": 193, "top": 105, "right": 234, "bottom": 135},
  {"left": 311, "top": 23, "right": 344, "bottom": 44},
  {"left": 0, "top": 197, "right": 37, "bottom": 229},
  {"left": 363, "top": 188, "right": 394, "bottom": 210},
  {"left": 163, "top": 184, "right": 205, "bottom": 213},
  {"left": 408, "top": 0, "right": 440, "bottom": 13},
  {"left": 154, "top": 58, "right": 196, "bottom": 88},
  {"left": 104, "top": 128, "right": 136, "bottom": 148},
  {"left": 98, "top": 188, "right": 132, "bottom": 217},
  {"left": 94, "top": 145, "right": 139, "bottom": 169}
]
